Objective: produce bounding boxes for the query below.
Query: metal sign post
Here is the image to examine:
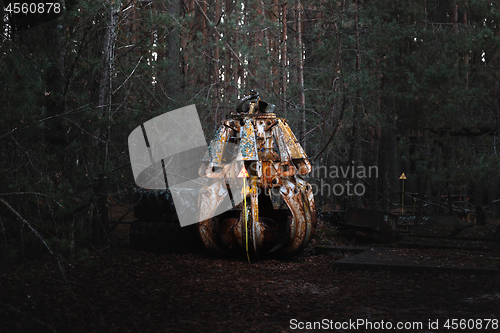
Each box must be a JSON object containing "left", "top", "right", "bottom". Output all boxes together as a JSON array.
[
  {"left": 238, "top": 166, "right": 250, "bottom": 262},
  {"left": 399, "top": 173, "right": 407, "bottom": 214}
]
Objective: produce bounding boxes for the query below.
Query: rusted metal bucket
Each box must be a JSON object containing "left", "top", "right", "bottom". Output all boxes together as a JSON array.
[{"left": 197, "top": 91, "right": 318, "bottom": 259}]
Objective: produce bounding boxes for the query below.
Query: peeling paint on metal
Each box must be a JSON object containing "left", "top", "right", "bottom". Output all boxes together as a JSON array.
[
  {"left": 196, "top": 91, "right": 317, "bottom": 259},
  {"left": 237, "top": 119, "right": 258, "bottom": 160}
]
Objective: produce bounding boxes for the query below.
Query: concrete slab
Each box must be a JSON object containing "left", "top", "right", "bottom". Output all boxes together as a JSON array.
[{"left": 316, "top": 246, "right": 500, "bottom": 275}]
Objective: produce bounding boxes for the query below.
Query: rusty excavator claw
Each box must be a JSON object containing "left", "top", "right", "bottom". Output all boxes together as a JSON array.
[{"left": 197, "top": 91, "right": 318, "bottom": 259}]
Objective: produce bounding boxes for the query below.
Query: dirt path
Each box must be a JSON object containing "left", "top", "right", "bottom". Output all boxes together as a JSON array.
[{"left": 2, "top": 230, "right": 500, "bottom": 332}]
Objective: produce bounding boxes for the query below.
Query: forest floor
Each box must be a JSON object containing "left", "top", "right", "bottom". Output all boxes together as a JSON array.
[{"left": 1, "top": 216, "right": 500, "bottom": 333}]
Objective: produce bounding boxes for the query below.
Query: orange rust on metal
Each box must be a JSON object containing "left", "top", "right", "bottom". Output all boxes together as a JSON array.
[
  {"left": 250, "top": 177, "right": 259, "bottom": 256},
  {"left": 279, "top": 120, "right": 308, "bottom": 160},
  {"left": 196, "top": 91, "right": 318, "bottom": 259},
  {"left": 209, "top": 124, "right": 232, "bottom": 166},
  {"left": 252, "top": 216, "right": 278, "bottom": 254},
  {"left": 295, "top": 158, "right": 312, "bottom": 175},
  {"left": 219, "top": 217, "right": 240, "bottom": 248},
  {"left": 198, "top": 218, "right": 226, "bottom": 256},
  {"left": 275, "top": 160, "right": 296, "bottom": 177}
]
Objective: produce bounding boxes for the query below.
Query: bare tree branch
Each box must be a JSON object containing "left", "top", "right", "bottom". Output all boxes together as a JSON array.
[
  {"left": 0, "top": 105, "right": 92, "bottom": 141},
  {"left": 0, "top": 198, "right": 72, "bottom": 277},
  {"left": 0, "top": 301, "right": 57, "bottom": 333},
  {"left": 0, "top": 192, "right": 49, "bottom": 197}
]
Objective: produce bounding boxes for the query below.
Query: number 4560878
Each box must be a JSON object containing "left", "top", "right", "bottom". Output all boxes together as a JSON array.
[{"left": 4, "top": 3, "right": 61, "bottom": 15}]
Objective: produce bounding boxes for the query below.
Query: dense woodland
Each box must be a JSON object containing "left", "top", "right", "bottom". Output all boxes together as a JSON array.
[{"left": 1, "top": 0, "right": 500, "bottom": 263}]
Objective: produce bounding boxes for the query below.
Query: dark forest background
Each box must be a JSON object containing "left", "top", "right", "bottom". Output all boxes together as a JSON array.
[{"left": 1, "top": 0, "right": 500, "bottom": 263}]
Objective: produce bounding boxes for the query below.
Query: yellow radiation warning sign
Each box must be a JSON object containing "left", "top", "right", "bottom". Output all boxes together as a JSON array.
[
  {"left": 399, "top": 173, "right": 407, "bottom": 180},
  {"left": 238, "top": 166, "right": 249, "bottom": 178}
]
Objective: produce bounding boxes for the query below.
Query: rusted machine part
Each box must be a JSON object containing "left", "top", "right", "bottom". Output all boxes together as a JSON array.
[
  {"left": 198, "top": 218, "right": 225, "bottom": 256},
  {"left": 273, "top": 178, "right": 317, "bottom": 257},
  {"left": 253, "top": 216, "right": 278, "bottom": 254},
  {"left": 250, "top": 177, "right": 259, "bottom": 256},
  {"left": 197, "top": 91, "right": 317, "bottom": 259}
]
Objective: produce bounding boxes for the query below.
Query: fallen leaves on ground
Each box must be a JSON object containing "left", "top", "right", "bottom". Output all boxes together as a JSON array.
[{"left": 0, "top": 223, "right": 499, "bottom": 333}]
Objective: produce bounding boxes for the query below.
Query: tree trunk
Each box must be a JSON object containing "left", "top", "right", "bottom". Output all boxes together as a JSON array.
[
  {"left": 281, "top": 2, "right": 288, "bottom": 116},
  {"left": 350, "top": 0, "right": 362, "bottom": 207},
  {"left": 93, "top": 0, "right": 119, "bottom": 244},
  {"left": 214, "top": 0, "right": 221, "bottom": 127},
  {"left": 168, "top": 0, "right": 181, "bottom": 101},
  {"left": 98, "top": 0, "right": 118, "bottom": 119},
  {"left": 224, "top": 0, "right": 231, "bottom": 98},
  {"left": 297, "top": 0, "right": 306, "bottom": 149},
  {"left": 271, "top": 0, "right": 279, "bottom": 92}
]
